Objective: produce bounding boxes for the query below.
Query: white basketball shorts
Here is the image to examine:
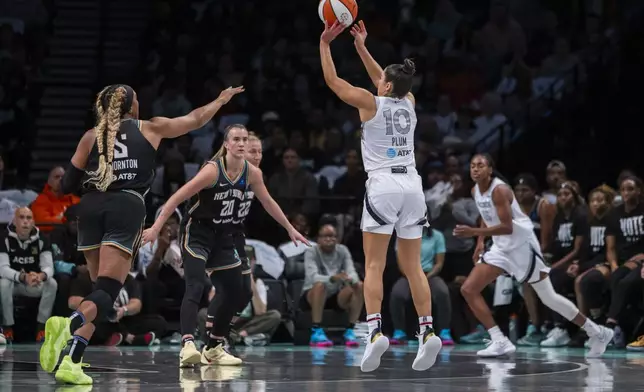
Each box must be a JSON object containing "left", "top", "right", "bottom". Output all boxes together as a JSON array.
[
  {"left": 361, "top": 167, "right": 428, "bottom": 239},
  {"left": 480, "top": 236, "right": 550, "bottom": 284}
]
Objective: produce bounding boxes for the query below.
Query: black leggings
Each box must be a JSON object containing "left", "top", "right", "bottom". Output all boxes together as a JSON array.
[
  {"left": 180, "top": 257, "right": 213, "bottom": 336},
  {"left": 607, "top": 265, "right": 643, "bottom": 321},
  {"left": 207, "top": 265, "right": 244, "bottom": 337},
  {"left": 579, "top": 268, "right": 608, "bottom": 310}
]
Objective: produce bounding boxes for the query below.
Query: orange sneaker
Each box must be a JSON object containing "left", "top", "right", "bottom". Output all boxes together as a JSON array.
[
  {"left": 4, "top": 328, "right": 14, "bottom": 342},
  {"left": 36, "top": 329, "right": 46, "bottom": 343}
]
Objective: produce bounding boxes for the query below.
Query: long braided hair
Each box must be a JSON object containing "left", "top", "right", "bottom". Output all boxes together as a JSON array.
[{"left": 84, "top": 85, "right": 133, "bottom": 191}]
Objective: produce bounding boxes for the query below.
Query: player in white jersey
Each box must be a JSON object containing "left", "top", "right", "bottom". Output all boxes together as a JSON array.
[
  {"left": 320, "top": 21, "right": 441, "bottom": 372},
  {"left": 454, "top": 154, "right": 613, "bottom": 358}
]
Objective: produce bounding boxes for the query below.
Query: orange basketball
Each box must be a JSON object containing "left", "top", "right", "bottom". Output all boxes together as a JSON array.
[{"left": 318, "top": 0, "right": 358, "bottom": 27}]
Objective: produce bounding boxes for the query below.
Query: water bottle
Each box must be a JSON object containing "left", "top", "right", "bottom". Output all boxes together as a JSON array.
[{"left": 509, "top": 314, "right": 518, "bottom": 343}]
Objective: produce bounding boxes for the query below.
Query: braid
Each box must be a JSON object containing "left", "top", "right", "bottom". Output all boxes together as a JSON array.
[{"left": 86, "top": 86, "right": 127, "bottom": 191}]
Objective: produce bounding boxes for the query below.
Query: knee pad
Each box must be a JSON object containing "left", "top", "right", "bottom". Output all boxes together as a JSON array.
[
  {"left": 83, "top": 277, "right": 122, "bottom": 321},
  {"left": 531, "top": 277, "right": 579, "bottom": 321}
]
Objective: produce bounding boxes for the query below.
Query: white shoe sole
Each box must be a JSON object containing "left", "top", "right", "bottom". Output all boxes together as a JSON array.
[
  {"left": 360, "top": 336, "right": 389, "bottom": 372},
  {"left": 180, "top": 350, "right": 201, "bottom": 368},
  {"left": 412, "top": 335, "right": 442, "bottom": 371},
  {"left": 477, "top": 344, "right": 516, "bottom": 358},
  {"left": 587, "top": 328, "right": 614, "bottom": 358}
]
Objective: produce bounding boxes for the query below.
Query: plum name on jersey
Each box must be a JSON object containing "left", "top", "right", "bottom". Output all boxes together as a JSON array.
[
  {"left": 392, "top": 136, "right": 407, "bottom": 146},
  {"left": 214, "top": 188, "right": 245, "bottom": 201}
]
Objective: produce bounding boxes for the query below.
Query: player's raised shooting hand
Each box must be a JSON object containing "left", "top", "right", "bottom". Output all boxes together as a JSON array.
[
  {"left": 215, "top": 86, "right": 244, "bottom": 105},
  {"left": 350, "top": 20, "right": 368, "bottom": 48},
  {"left": 321, "top": 21, "right": 346, "bottom": 44}
]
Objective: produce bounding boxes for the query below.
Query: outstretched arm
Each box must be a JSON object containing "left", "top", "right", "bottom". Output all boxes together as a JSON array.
[
  {"left": 143, "top": 86, "right": 244, "bottom": 143},
  {"left": 142, "top": 163, "right": 219, "bottom": 244},
  {"left": 320, "top": 22, "right": 376, "bottom": 112},
  {"left": 248, "top": 165, "right": 310, "bottom": 246},
  {"left": 351, "top": 21, "right": 416, "bottom": 107},
  {"left": 351, "top": 21, "right": 383, "bottom": 89}
]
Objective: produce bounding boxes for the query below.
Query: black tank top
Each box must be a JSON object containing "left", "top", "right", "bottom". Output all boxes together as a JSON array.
[
  {"left": 187, "top": 158, "right": 250, "bottom": 228},
  {"left": 83, "top": 119, "right": 156, "bottom": 195}
]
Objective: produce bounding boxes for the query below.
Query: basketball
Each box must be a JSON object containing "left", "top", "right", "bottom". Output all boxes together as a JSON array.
[{"left": 318, "top": 0, "right": 358, "bottom": 27}]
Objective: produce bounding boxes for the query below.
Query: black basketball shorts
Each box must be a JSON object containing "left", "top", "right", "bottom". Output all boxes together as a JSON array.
[
  {"left": 180, "top": 218, "right": 241, "bottom": 273},
  {"left": 77, "top": 190, "right": 146, "bottom": 257}
]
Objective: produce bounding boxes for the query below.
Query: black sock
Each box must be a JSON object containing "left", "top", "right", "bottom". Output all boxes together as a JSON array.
[
  {"left": 348, "top": 323, "right": 355, "bottom": 330},
  {"left": 66, "top": 335, "right": 89, "bottom": 364},
  {"left": 206, "top": 333, "right": 225, "bottom": 349},
  {"left": 69, "top": 312, "right": 85, "bottom": 334},
  {"left": 182, "top": 336, "right": 194, "bottom": 346}
]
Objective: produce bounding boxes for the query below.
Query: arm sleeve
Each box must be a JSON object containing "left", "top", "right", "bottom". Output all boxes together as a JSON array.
[
  {"left": 0, "top": 236, "right": 20, "bottom": 282},
  {"left": 304, "top": 247, "right": 330, "bottom": 285},
  {"left": 62, "top": 164, "right": 85, "bottom": 195}
]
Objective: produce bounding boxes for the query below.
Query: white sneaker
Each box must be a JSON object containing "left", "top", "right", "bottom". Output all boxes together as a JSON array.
[
  {"left": 0, "top": 332, "right": 6, "bottom": 345},
  {"left": 360, "top": 330, "right": 389, "bottom": 372},
  {"left": 412, "top": 329, "right": 442, "bottom": 371},
  {"left": 477, "top": 338, "right": 516, "bottom": 358},
  {"left": 586, "top": 326, "right": 614, "bottom": 358},
  {"left": 540, "top": 327, "right": 571, "bottom": 347},
  {"left": 179, "top": 341, "right": 201, "bottom": 368}
]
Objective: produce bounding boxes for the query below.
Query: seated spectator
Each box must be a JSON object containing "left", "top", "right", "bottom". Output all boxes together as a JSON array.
[
  {"left": 390, "top": 228, "right": 453, "bottom": 345},
  {"left": 300, "top": 224, "right": 363, "bottom": 347},
  {"left": 31, "top": 166, "right": 80, "bottom": 232},
  {"left": 541, "top": 182, "right": 588, "bottom": 347},
  {"left": 268, "top": 148, "right": 320, "bottom": 219},
  {"left": 138, "top": 206, "right": 214, "bottom": 314},
  {"left": 50, "top": 205, "right": 86, "bottom": 317},
  {"left": 576, "top": 186, "right": 615, "bottom": 327},
  {"left": 68, "top": 270, "right": 166, "bottom": 346},
  {"left": 601, "top": 176, "right": 644, "bottom": 348},
  {"left": 199, "top": 246, "right": 281, "bottom": 347},
  {"left": 0, "top": 207, "right": 56, "bottom": 342}
]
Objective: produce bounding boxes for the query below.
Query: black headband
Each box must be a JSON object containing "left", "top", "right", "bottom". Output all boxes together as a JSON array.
[{"left": 100, "top": 84, "right": 134, "bottom": 114}]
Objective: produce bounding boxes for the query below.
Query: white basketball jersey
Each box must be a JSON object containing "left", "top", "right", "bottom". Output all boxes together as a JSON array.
[
  {"left": 361, "top": 96, "right": 416, "bottom": 173},
  {"left": 474, "top": 178, "right": 535, "bottom": 250}
]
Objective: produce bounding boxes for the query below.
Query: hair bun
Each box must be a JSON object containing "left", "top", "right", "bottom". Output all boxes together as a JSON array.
[{"left": 402, "top": 58, "right": 416, "bottom": 76}]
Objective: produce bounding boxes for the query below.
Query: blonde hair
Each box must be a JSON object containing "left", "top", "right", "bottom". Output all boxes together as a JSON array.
[
  {"left": 85, "top": 86, "right": 128, "bottom": 191},
  {"left": 210, "top": 124, "right": 249, "bottom": 162},
  {"left": 248, "top": 131, "right": 260, "bottom": 143}
]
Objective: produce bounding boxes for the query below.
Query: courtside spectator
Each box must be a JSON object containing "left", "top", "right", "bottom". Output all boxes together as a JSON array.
[
  {"left": 31, "top": 166, "right": 80, "bottom": 232},
  {"left": 0, "top": 207, "right": 56, "bottom": 342},
  {"left": 301, "top": 224, "right": 363, "bottom": 347}
]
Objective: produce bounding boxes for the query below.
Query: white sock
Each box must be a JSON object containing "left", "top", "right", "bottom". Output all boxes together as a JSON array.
[
  {"left": 367, "top": 313, "right": 382, "bottom": 334},
  {"left": 582, "top": 318, "right": 601, "bottom": 337},
  {"left": 419, "top": 316, "right": 433, "bottom": 334},
  {"left": 488, "top": 326, "right": 505, "bottom": 342}
]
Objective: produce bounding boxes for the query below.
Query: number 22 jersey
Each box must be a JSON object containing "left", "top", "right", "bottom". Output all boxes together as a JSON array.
[
  {"left": 186, "top": 158, "right": 252, "bottom": 228},
  {"left": 361, "top": 96, "right": 417, "bottom": 173}
]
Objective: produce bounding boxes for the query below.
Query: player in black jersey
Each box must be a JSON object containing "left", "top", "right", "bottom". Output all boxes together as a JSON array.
[
  {"left": 39, "top": 83, "right": 244, "bottom": 385},
  {"left": 143, "top": 124, "right": 308, "bottom": 367}
]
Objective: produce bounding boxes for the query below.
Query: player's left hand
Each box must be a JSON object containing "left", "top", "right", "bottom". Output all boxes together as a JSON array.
[
  {"left": 288, "top": 227, "right": 311, "bottom": 247},
  {"left": 453, "top": 225, "right": 476, "bottom": 238},
  {"left": 321, "top": 21, "right": 346, "bottom": 44},
  {"left": 141, "top": 227, "right": 160, "bottom": 246}
]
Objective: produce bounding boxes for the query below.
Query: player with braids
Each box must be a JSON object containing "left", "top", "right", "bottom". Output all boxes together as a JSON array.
[
  {"left": 39, "top": 83, "right": 244, "bottom": 385},
  {"left": 142, "top": 125, "right": 307, "bottom": 367}
]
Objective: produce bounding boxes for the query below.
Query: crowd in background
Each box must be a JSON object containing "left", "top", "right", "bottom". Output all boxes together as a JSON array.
[{"left": 4, "top": 0, "right": 644, "bottom": 352}]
